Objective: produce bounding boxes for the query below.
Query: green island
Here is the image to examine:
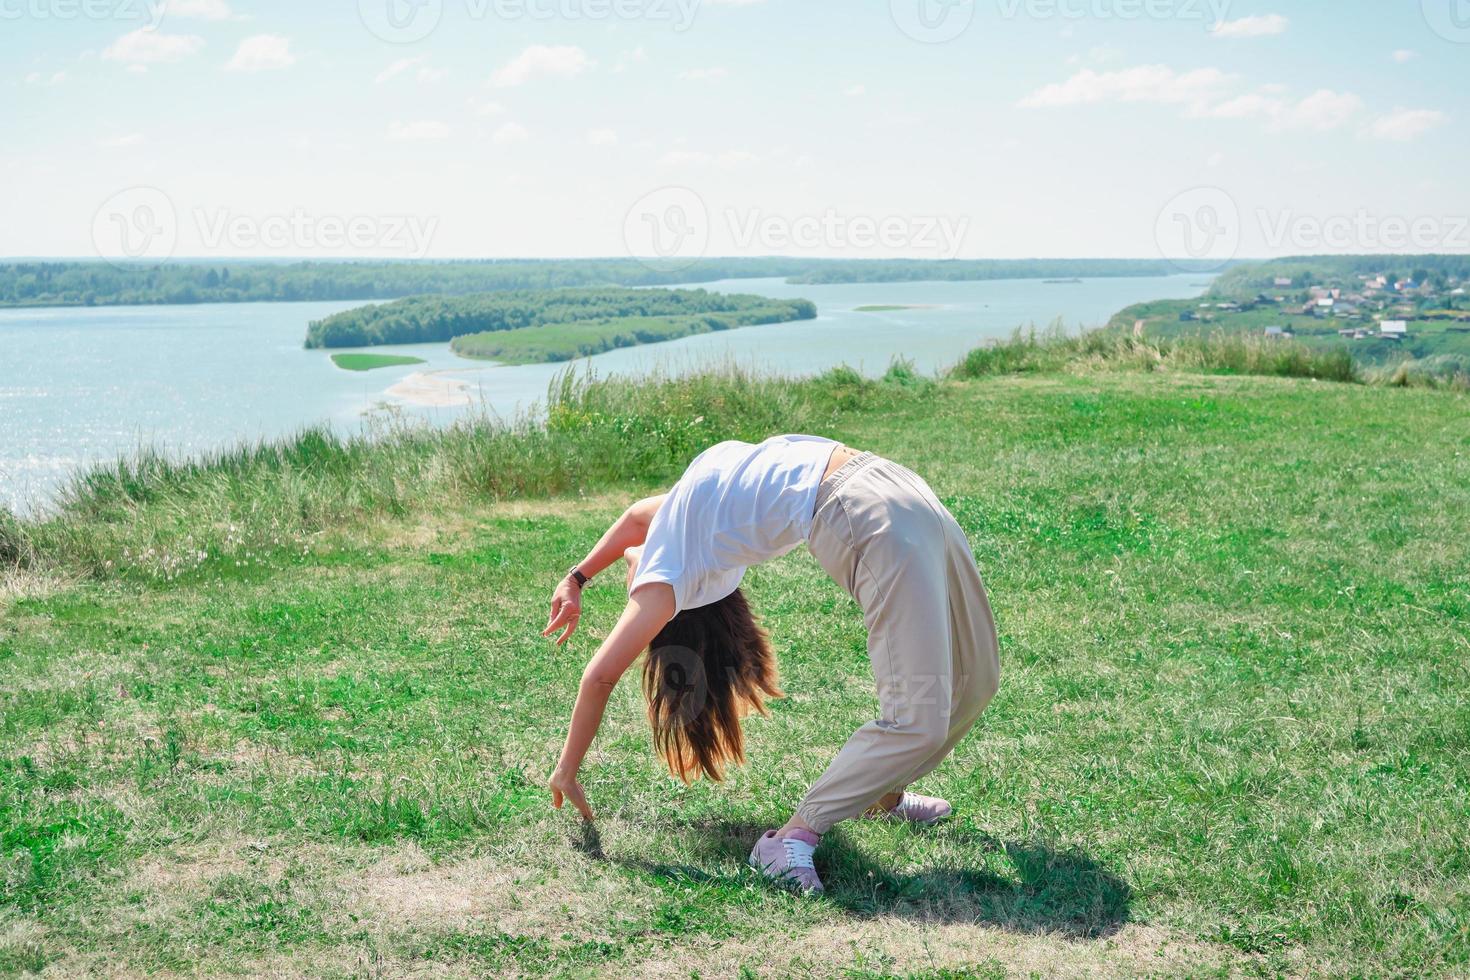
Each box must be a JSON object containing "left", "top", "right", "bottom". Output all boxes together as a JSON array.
[
  {"left": 2, "top": 305, "right": 1466, "bottom": 976},
  {"left": 450, "top": 306, "right": 811, "bottom": 364},
  {"left": 1111, "top": 255, "right": 1470, "bottom": 385},
  {"left": 328, "top": 353, "right": 426, "bottom": 372},
  {"left": 0, "top": 258, "right": 1212, "bottom": 309},
  {"left": 305, "top": 287, "right": 816, "bottom": 354}
]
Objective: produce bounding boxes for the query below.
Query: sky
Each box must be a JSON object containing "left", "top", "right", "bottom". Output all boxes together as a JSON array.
[{"left": 2, "top": 0, "right": 1467, "bottom": 262}]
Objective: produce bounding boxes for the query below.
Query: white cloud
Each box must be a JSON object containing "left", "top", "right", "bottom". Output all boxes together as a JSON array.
[
  {"left": 163, "top": 0, "right": 236, "bottom": 20},
  {"left": 470, "top": 98, "right": 506, "bottom": 116},
  {"left": 1210, "top": 14, "right": 1289, "bottom": 37},
  {"left": 679, "top": 67, "right": 728, "bottom": 81},
  {"left": 376, "top": 57, "right": 446, "bottom": 85},
  {"left": 1392, "top": 49, "right": 1419, "bottom": 64},
  {"left": 492, "top": 122, "right": 529, "bottom": 145},
  {"left": 844, "top": 84, "right": 866, "bottom": 97},
  {"left": 99, "top": 133, "right": 145, "bottom": 148},
  {"left": 102, "top": 28, "right": 205, "bottom": 65},
  {"left": 1199, "top": 88, "right": 1363, "bottom": 131},
  {"left": 24, "top": 71, "right": 67, "bottom": 86},
  {"left": 226, "top": 34, "right": 295, "bottom": 72},
  {"left": 587, "top": 128, "right": 618, "bottom": 146},
  {"left": 491, "top": 45, "right": 593, "bottom": 87},
  {"left": 376, "top": 57, "right": 420, "bottom": 83},
  {"left": 1018, "top": 65, "right": 1232, "bottom": 109},
  {"left": 1367, "top": 107, "right": 1446, "bottom": 142},
  {"left": 389, "top": 120, "right": 451, "bottom": 141},
  {"left": 1279, "top": 89, "right": 1362, "bottom": 130}
]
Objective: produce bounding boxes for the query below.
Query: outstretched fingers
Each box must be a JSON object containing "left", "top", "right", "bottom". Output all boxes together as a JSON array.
[{"left": 542, "top": 599, "right": 578, "bottom": 644}]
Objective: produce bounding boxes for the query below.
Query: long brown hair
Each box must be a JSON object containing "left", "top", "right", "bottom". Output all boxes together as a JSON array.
[{"left": 642, "top": 588, "right": 783, "bottom": 783}]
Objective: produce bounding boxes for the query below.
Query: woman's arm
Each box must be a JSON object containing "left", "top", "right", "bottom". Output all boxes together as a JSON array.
[
  {"left": 549, "top": 583, "right": 675, "bottom": 820},
  {"left": 543, "top": 494, "right": 666, "bottom": 646}
]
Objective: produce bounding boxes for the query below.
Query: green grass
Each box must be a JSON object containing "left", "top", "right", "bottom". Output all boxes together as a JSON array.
[
  {"left": 449, "top": 305, "right": 813, "bottom": 364},
  {"left": 329, "top": 353, "right": 427, "bottom": 372},
  {"left": 1113, "top": 298, "right": 1470, "bottom": 387},
  {"left": 2, "top": 337, "right": 1468, "bottom": 976}
]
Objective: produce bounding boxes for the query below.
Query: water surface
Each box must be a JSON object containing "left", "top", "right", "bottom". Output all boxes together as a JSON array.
[{"left": 0, "top": 274, "right": 1208, "bottom": 513}]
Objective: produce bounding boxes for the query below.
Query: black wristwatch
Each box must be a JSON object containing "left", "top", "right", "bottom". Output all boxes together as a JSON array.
[{"left": 567, "top": 565, "right": 589, "bottom": 588}]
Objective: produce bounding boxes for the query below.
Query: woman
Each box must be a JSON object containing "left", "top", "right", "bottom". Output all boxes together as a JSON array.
[{"left": 542, "top": 434, "right": 1000, "bottom": 894}]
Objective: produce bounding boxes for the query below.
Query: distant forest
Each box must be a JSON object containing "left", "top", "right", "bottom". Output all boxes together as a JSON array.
[
  {"left": 0, "top": 258, "right": 1206, "bottom": 309},
  {"left": 305, "top": 287, "right": 816, "bottom": 349}
]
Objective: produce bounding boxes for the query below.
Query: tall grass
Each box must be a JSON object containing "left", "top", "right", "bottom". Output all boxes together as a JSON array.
[
  {"left": 4, "top": 360, "right": 924, "bottom": 579},
  {"left": 1375, "top": 353, "right": 1470, "bottom": 391},
  {"left": 950, "top": 322, "right": 1360, "bottom": 384},
  {"left": 5, "top": 321, "right": 1453, "bottom": 582}
]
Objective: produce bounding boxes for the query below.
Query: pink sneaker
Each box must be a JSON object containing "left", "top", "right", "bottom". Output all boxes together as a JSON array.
[
  {"left": 865, "top": 791, "right": 953, "bottom": 825},
  {"left": 748, "top": 829, "right": 824, "bottom": 894}
]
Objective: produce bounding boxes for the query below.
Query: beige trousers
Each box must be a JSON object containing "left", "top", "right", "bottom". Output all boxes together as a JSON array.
[{"left": 796, "top": 452, "right": 1001, "bottom": 833}]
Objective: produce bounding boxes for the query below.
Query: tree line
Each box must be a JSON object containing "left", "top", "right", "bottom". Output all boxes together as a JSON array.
[
  {"left": 304, "top": 287, "right": 816, "bottom": 349},
  {"left": 0, "top": 257, "right": 1208, "bottom": 309}
]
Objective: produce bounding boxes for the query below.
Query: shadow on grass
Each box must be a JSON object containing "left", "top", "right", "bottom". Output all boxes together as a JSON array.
[{"left": 571, "top": 818, "right": 1131, "bottom": 939}]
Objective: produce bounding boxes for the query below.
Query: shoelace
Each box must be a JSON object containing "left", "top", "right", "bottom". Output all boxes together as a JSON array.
[
  {"left": 893, "top": 792, "right": 915, "bottom": 815},
  {"left": 782, "top": 838, "right": 816, "bottom": 871}
]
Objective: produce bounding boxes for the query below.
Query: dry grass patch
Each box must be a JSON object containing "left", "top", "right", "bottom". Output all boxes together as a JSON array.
[{"left": 618, "top": 919, "right": 1258, "bottom": 979}]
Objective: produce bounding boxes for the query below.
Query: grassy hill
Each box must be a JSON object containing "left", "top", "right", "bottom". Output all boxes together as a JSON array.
[{"left": 2, "top": 339, "right": 1467, "bottom": 977}]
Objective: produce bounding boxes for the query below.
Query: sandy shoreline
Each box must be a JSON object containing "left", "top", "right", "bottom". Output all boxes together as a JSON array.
[{"left": 385, "top": 370, "right": 479, "bottom": 408}]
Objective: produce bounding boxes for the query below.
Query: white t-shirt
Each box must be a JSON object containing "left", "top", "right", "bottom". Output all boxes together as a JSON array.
[{"left": 631, "top": 434, "right": 839, "bottom": 614}]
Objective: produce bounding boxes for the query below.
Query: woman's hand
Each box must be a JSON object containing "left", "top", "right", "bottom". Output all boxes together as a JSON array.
[
  {"left": 542, "top": 576, "right": 582, "bottom": 645},
  {"left": 549, "top": 768, "right": 594, "bottom": 821}
]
